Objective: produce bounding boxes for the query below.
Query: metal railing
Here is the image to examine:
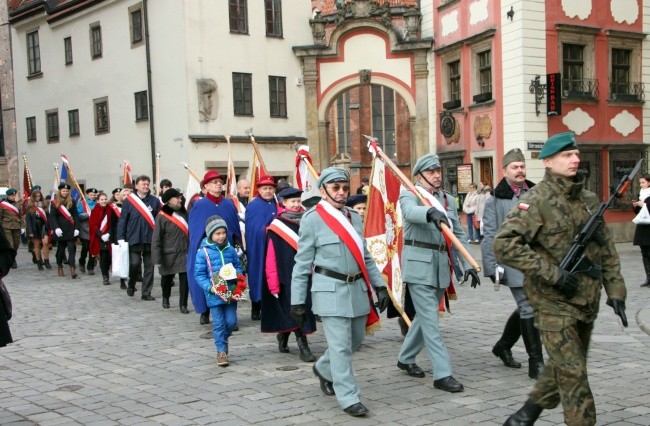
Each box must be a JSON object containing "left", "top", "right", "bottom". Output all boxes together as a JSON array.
[
  {"left": 562, "top": 78, "right": 599, "bottom": 99},
  {"left": 609, "top": 81, "right": 645, "bottom": 101}
]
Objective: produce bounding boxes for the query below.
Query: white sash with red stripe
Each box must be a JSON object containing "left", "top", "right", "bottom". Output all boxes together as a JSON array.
[
  {"left": 36, "top": 207, "right": 48, "bottom": 222},
  {"left": 267, "top": 219, "right": 298, "bottom": 251},
  {"left": 0, "top": 201, "right": 20, "bottom": 217},
  {"left": 109, "top": 203, "right": 121, "bottom": 218},
  {"left": 56, "top": 203, "right": 74, "bottom": 224},
  {"left": 160, "top": 211, "right": 188, "bottom": 237},
  {"left": 414, "top": 186, "right": 453, "bottom": 231},
  {"left": 127, "top": 194, "right": 155, "bottom": 229},
  {"left": 100, "top": 214, "right": 110, "bottom": 234}
]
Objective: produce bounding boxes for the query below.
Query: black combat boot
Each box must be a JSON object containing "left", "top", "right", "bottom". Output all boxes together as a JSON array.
[
  {"left": 642, "top": 254, "right": 650, "bottom": 287},
  {"left": 120, "top": 279, "right": 127, "bottom": 289},
  {"left": 503, "top": 399, "right": 543, "bottom": 425},
  {"left": 492, "top": 310, "right": 522, "bottom": 368},
  {"left": 251, "top": 302, "right": 261, "bottom": 320},
  {"left": 37, "top": 260, "right": 44, "bottom": 271},
  {"left": 162, "top": 297, "right": 170, "bottom": 309},
  {"left": 520, "top": 318, "right": 544, "bottom": 379},
  {"left": 277, "top": 332, "right": 290, "bottom": 353},
  {"left": 44, "top": 259, "right": 52, "bottom": 269},
  {"left": 296, "top": 333, "right": 316, "bottom": 362},
  {"left": 102, "top": 275, "right": 110, "bottom": 285}
]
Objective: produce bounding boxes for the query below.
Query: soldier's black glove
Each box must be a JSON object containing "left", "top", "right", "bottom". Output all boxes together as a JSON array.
[
  {"left": 554, "top": 269, "right": 579, "bottom": 300},
  {"left": 374, "top": 288, "right": 389, "bottom": 313},
  {"left": 290, "top": 304, "right": 307, "bottom": 327},
  {"left": 426, "top": 208, "right": 449, "bottom": 231},
  {"left": 610, "top": 299, "right": 628, "bottom": 327},
  {"left": 462, "top": 269, "right": 481, "bottom": 288}
]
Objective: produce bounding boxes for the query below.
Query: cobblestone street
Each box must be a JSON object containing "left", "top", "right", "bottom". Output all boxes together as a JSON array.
[{"left": 1, "top": 243, "right": 649, "bottom": 425}]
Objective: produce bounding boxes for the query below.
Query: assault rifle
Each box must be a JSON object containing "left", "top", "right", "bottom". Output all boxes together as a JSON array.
[{"left": 559, "top": 159, "right": 643, "bottom": 278}]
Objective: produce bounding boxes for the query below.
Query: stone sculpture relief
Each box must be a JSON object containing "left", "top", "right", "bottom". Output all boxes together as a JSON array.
[{"left": 197, "top": 78, "right": 218, "bottom": 121}]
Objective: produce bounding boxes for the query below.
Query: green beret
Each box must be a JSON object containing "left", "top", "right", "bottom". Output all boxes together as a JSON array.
[
  {"left": 412, "top": 154, "right": 441, "bottom": 175},
  {"left": 539, "top": 132, "right": 578, "bottom": 159},
  {"left": 317, "top": 167, "right": 349, "bottom": 188},
  {"left": 5, "top": 188, "right": 17, "bottom": 196},
  {"left": 502, "top": 148, "right": 525, "bottom": 167}
]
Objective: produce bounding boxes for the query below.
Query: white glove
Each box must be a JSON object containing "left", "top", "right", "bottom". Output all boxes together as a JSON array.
[
  {"left": 273, "top": 294, "right": 279, "bottom": 299},
  {"left": 101, "top": 233, "right": 110, "bottom": 242},
  {"left": 73, "top": 230, "right": 79, "bottom": 237},
  {"left": 20, "top": 228, "right": 25, "bottom": 234},
  {"left": 55, "top": 228, "right": 63, "bottom": 237}
]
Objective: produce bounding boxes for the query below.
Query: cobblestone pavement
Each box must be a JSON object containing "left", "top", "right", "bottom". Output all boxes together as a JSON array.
[{"left": 1, "top": 243, "right": 649, "bottom": 425}]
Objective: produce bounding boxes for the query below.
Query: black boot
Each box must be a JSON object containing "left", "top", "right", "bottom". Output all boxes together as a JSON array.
[
  {"left": 642, "top": 253, "right": 650, "bottom": 287},
  {"left": 492, "top": 310, "right": 522, "bottom": 368},
  {"left": 37, "top": 260, "right": 44, "bottom": 271},
  {"left": 162, "top": 297, "right": 170, "bottom": 309},
  {"left": 120, "top": 279, "right": 127, "bottom": 289},
  {"left": 503, "top": 399, "right": 543, "bottom": 426},
  {"left": 296, "top": 333, "right": 316, "bottom": 362},
  {"left": 103, "top": 275, "right": 110, "bottom": 285},
  {"left": 44, "top": 260, "right": 52, "bottom": 269},
  {"left": 251, "top": 302, "right": 261, "bottom": 321},
  {"left": 277, "top": 332, "right": 290, "bottom": 353},
  {"left": 200, "top": 311, "right": 210, "bottom": 325},
  {"left": 87, "top": 267, "right": 95, "bottom": 276},
  {"left": 520, "top": 318, "right": 544, "bottom": 379},
  {"left": 79, "top": 264, "right": 86, "bottom": 274}
]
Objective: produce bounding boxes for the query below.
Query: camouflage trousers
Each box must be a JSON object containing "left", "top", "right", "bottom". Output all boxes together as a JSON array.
[{"left": 530, "top": 315, "right": 595, "bottom": 426}]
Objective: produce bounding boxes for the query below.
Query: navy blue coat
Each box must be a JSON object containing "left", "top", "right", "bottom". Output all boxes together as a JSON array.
[{"left": 117, "top": 193, "right": 161, "bottom": 246}]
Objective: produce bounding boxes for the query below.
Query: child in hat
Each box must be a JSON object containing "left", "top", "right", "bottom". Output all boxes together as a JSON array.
[{"left": 195, "top": 215, "right": 245, "bottom": 367}]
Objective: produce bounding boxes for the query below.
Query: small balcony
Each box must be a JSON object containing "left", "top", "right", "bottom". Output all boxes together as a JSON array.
[
  {"left": 562, "top": 78, "right": 599, "bottom": 100},
  {"left": 610, "top": 81, "right": 645, "bottom": 102}
]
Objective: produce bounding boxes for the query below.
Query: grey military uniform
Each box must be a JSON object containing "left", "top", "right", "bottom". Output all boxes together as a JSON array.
[
  {"left": 397, "top": 186, "right": 471, "bottom": 379},
  {"left": 291, "top": 205, "right": 385, "bottom": 409}
]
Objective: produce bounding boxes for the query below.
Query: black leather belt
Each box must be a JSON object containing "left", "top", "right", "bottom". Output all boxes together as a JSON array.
[
  {"left": 314, "top": 266, "right": 363, "bottom": 283},
  {"left": 404, "top": 239, "right": 447, "bottom": 252}
]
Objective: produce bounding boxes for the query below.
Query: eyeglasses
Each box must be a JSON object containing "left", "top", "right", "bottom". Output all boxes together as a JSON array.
[{"left": 329, "top": 184, "right": 350, "bottom": 193}]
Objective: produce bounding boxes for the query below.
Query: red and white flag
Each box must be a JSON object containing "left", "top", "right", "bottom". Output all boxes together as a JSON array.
[
  {"left": 294, "top": 145, "right": 318, "bottom": 191},
  {"left": 123, "top": 161, "right": 132, "bottom": 186},
  {"left": 226, "top": 152, "right": 237, "bottom": 198}
]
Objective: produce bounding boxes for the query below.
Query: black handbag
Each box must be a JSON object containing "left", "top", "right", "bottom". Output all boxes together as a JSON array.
[{"left": 0, "top": 280, "right": 11, "bottom": 321}]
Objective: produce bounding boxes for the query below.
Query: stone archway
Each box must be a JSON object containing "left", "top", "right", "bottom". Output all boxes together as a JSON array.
[{"left": 294, "top": 16, "right": 432, "bottom": 173}]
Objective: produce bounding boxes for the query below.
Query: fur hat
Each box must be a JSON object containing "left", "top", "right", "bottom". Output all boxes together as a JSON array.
[
  {"left": 205, "top": 215, "right": 227, "bottom": 239},
  {"left": 502, "top": 148, "right": 526, "bottom": 168},
  {"left": 161, "top": 188, "right": 182, "bottom": 204}
]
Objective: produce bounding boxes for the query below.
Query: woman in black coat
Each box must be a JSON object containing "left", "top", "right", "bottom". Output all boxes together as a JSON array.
[
  {"left": 633, "top": 173, "right": 650, "bottom": 287},
  {"left": 48, "top": 184, "right": 79, "bottom": 278}
]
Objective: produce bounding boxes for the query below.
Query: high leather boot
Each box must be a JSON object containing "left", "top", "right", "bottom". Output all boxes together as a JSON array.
[
  {"left": 492, "top": 310, "right": 522, "bottom": 368},
  {"left": 58, "top": 266, "right": 65, "bottom": 277},
  {"left": 44, "top": 260, "right": 52, "bottom": 269},
  {"left": 70, "top": 267, "right": 78, "bottom": 279},
  {"left": 277, "top": 332, "right": 290, "bottom": 353},
  {"left": 503, "top": 399, "right": 543, "bottom": 426},
  {"left": 642, "top": 253, "right": 650, "bottom": 287},
  {"left": 162, "top": 297, "right": 170, "bottom": 309},
  {"left": 296, "top": 334, "right": 316, "bottom": 362},
  {"left": 37, "top": 260, "right": 44, "bottom": 271},
  {"left": 120, "top": 279, "right": 127, "bottom": 289},
  {"left": 520, "top": 318, "right": 544, "bottom": 379},
  {"left": 251, "top": 302, "right": 261, "bottom": 320},
  {"left": 102, "top": 275, "right": 110, "bottom": 285}
]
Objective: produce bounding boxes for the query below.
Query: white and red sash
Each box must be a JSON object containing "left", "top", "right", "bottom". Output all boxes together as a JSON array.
[
  {"left": 109, "top": 203, "right": 121, "bottom": 218},
  {"left": 99, "top": 214, "right": 110, "bottom": 234},
  {"left": 414, "top": 186, "right": 453, "bottom": 231},
  {"left": 267, "top": 219, "right": 298, "bottom": 251},
  {"left": 127, "top": 194, "right": 155, "bottom": 229},
  {"left": 55, "top": 202, "right": 74, "bottom": 224},
  {"left": 160, "top": 211, "right": 188, "bottom": 237},
  {"left": 315, "top": 200, "right": 380, "bottom": 332},
  {"left": 0, "top": 201, "right": 20, "bottom": 217},
  {"left": 36, "top": 207, "right": 48, "bottom": 222}
]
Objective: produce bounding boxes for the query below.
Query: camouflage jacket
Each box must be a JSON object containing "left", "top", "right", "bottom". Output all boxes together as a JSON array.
[
  {"left": 494, "top": 170, "right": 626, "bottom": 323},
  {"left": 0, "top": 200, "right": 24, "bottom": 230}
]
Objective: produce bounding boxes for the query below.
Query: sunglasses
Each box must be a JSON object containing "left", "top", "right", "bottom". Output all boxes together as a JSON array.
[{"left": 328, "top": 184, "right": 350, "bottom": 193}]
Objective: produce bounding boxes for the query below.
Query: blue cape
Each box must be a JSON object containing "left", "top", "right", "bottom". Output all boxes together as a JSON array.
[{"left": 244, "top": 196, "right": 277, "bottom": 302}]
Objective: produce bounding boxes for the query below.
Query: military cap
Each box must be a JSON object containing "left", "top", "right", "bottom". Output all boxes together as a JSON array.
[
  {"left": 502, "top": 148, "right": 526, "bottom": 167},
  {"left": 86, "top": 187, "right": 98, "bottom": 194},
  {"left": 277, "top": 187, "right": 302, "bottom": 201},
  {"left": 161, "top": 188, "right": 182, "bottom": 204},
  {"left": 5, "top": 188, "right": 17, "bottom": 196},
  {"left": 257, "top": 175, "right": 276, "bottom": 188},
  {"left": 31, "top": 185, "right": 41, "bottom": 191},
  {"left": 412, "top": 153, "right": 441, "bottom": 175},
  {"left": 539, "top": 132, "right": 578, "bottom": 159},
  {"left": 346, "top": 194, "right": 367, "bottom": 208},
  {"left": 317, "top": 167, "right": 349, "bottom": 188},
  {"left": 112, "top": 187, "right": 121, "bottom": 195},
  {"left": 58, "top": 183, "right": 71, "bottom": 190}
]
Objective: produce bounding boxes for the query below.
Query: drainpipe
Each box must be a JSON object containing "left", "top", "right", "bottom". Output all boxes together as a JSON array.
[{"left": 143, "top": 0, "right": 156, "bottom": 184}]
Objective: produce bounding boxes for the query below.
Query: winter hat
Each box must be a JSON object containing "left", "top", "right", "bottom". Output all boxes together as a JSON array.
[
  {"left": 161, "top": 188, "right": 182, "bottom": 204},
  {"left": 502, "top": 148, "right": 526, "bottom": 168},
  {"left": 205, "top": 215, "right": 227, "bottom": 239}
]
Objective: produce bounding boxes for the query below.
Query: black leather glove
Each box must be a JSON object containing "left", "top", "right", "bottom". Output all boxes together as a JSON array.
[
  {"left": 462, "top": 269, "right": 481, "bottom": 288},
  {"left": 554, "top": 269, "right": 579, "bottom": 300},
  {"left": 290, "top": 304, "right": 307, "bottom": 327},
  {"left": 374, "top": 287, "right": 389, "bottom": 313},
  {"left": 488, "top": 275, "right": 496, "bottom": 283},
  {"left": 426, "top": 208, "right": 449, "bottom": 230},
  {"left": 610, "top": 299, "right": 628, "bottom": 327}
]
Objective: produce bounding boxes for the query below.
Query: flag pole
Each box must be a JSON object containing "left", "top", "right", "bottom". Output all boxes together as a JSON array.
[
  {"left": 245, "top": 128, "right": 267, "bottom": 173},
  {"left": 54, "top": 163, "right": 60, "bottom": 185},
  {"left": 61, "top": 155, "right": 89, "bottom": 212},
  {"left": 180, "top": 162, "right": 202, "bottom": 182},
  {"left": 363, "top": 136, "right": 481, "bottom": 273},
  {"left": 294, "top": 146, "right": 319, "bottom": 180},
  {"left": 225, "top": 134, "right": 236, "bottom": 197},
  {"left": 155, "top": 152, "right": 161, "bottom": 196}
]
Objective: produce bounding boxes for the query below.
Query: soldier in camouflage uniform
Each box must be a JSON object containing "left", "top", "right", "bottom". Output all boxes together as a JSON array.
[
  {"left": 0, "top": 189, "right": 24, "bottom": 268},
  {"left": 495, "top": 132, "right": 628, "bottom": 426}
]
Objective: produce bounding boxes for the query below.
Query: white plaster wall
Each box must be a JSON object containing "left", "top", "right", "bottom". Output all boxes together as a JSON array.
[
  {"left": 500, "top": 0, "right": 547, "bottom": 182},
  {"left": 13, "top": 0, "right": 150, "bottom": 191}
]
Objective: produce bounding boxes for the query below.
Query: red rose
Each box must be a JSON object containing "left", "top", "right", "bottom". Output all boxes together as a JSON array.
[{"left": 218, "top": 285, "right": 227, "bottom": 293}]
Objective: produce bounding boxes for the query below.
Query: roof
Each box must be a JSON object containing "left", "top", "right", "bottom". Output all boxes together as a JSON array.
[{"left": 8, "top": 0, "right": 108, "bottom": 25}]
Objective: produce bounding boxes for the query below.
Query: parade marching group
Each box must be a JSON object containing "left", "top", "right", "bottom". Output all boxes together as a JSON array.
[{"left": 0, "top": 131, "right": 639, "bottom": 425}]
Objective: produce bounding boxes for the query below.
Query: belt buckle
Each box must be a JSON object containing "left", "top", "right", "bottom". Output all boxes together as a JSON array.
[{"left": 346, "top": 274, "right": 356, "bottom": 283}]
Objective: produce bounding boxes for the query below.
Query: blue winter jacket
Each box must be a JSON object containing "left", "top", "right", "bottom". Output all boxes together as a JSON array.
[{"left": 195, "top": 237, "right": 243, "bottom": 307}]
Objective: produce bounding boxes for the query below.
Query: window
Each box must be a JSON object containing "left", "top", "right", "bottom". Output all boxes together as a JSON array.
[
  {"left": 268, "top": 76, "right": 287, "bottom": 117},
  {"left": 134, "top": 91, "right": 148, "bottom": 120},
  {"left": 27, "top": 31, "right": 41, "bottom": 75},
  {"left": 232, "top": 73, "right": 253, "bottom": 116},
  {"left": 46, "top": 110, "right": 59, "bottom": 142},
  {"left": 130, "top": 8, "right": 143, "bottom": 45},
  {"left": 229, "top": 0, "right": 248, "bottom": 34},
  {"left": 90, "top": 23, "right": 102, "bottom": 58},
  {"left": 478, "top": 50, "right": 492, "bottom": 94},
  {"left": 608, "top": 31, "right": 644, "bottom": 101},
  {"left": 371, "top": 85, "right": 396, "bottom": 157},
  {"left": 94, "top": 97, "right": 109, "bottom": 134},
  {"left": 265, "top": 0, "right": 282, "bottom": 37},
  {"left": 68, "top": 109, "right": 79, "bottom": 136},
  {"left": 336, "top": 92, "right": 351, "bottom": 155},
  {"left": 449, "top": 61, "right": 460, "bottom": 101},
  {"left": 26, "top": 117, "right": 36, "bottom": 142},
  {"left": 563, "top": 43, "right": 584, "bottom": 92},
  {"left": 557, "top": 27, "right": 598, "bottom": 99},
  {"left": 64, "top": 37, "right": 73, "bottom": 65},
  {"left": 611, "top": 49, "right": 630, "bottom": 95}
]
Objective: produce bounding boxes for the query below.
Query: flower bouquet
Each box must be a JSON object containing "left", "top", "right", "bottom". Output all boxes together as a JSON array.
[{"left": 211, "top": 263, "right": 247, "bottom": 303}]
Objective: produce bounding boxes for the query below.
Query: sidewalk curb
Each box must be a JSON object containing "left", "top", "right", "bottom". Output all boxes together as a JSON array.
[{"left": 637, "top": 307, "right": 650, "bottom": 336}]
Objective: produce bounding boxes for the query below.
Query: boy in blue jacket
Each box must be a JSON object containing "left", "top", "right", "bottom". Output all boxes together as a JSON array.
[{"left": 195, "top": 215, "right": 244, "bottom": 367}]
